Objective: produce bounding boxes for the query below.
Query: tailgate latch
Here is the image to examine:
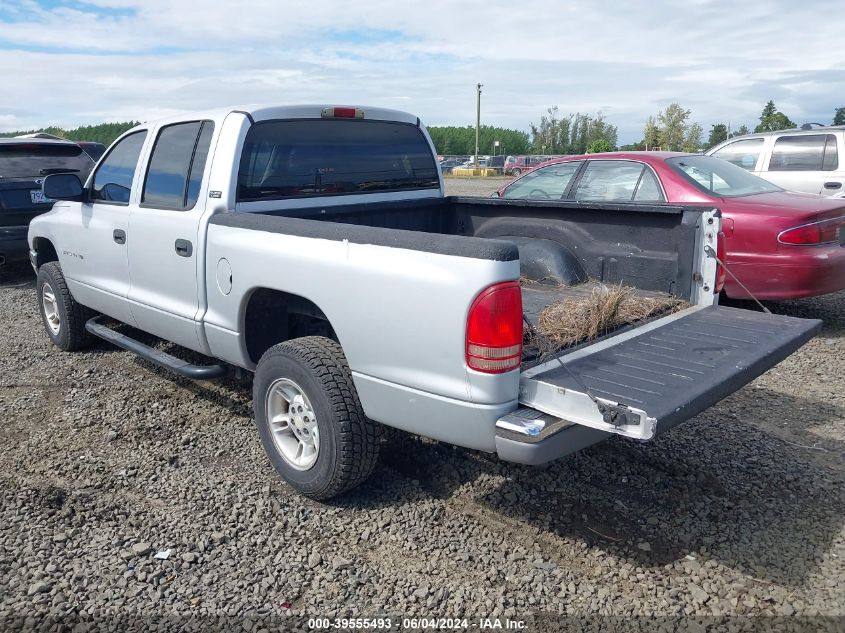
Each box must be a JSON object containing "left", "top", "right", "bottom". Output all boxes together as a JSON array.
[{"left": 597, "top": 402, "right": 640, "bottom": 427}]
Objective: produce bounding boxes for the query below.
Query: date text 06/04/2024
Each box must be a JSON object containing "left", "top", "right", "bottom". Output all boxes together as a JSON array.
[{"left": 307, "top": 617, "right": 527, "bottom": 630}]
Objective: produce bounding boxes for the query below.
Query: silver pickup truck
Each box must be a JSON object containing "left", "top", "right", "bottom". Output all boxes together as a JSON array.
[{"left": 28, "top": 104, "right": 821, "bottom": 499}]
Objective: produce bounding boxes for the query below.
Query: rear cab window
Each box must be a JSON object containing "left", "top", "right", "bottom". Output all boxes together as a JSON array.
[
  {"left": 237, "top": 119, "right": 440, "bottom": 202},
  {"left": 0, "top": 143, "right": 94, "bottom": 180},
  {"left": 141, "top": 120, "right": 214, "bottom": 210},
  {"left": 768, "top": 134, "right": 839, "bottom": 171}
]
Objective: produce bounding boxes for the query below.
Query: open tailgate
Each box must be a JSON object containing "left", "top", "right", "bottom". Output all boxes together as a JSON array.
[{"left": 512, "top": 305, "right": 822, "bottom": 443}]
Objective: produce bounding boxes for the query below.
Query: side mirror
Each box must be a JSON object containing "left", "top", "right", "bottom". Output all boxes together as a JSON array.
[
  {"left": 43, "top": 173, "right": 85, "bottom": 201},
  {"left": 490, "top": 191, "right": 500, "bottom": 198}
]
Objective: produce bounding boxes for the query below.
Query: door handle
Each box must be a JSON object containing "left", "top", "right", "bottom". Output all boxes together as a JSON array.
[
  {"left": 175, "top": 239, "right": 193, "bottom": 257},
  {"left": 824, "top": 181, "right": 842, "bottom": 190},
  {"left": 113, "top": 229, "right": 126, "bottom": 245}
]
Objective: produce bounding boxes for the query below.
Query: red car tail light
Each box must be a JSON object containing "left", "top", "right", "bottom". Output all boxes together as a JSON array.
[
  {"left": 778, "top": 215, "right": 845, "bottom": 245},
  {"left": 714, "top": 230, "right": 727, "bottom": 293},
  {"left": 466, "top": 281, "right": 523, "bottom": 374}
]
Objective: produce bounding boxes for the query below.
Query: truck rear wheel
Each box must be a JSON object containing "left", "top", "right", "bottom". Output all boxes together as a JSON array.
[
  {"left": 36, "top": 262, "right": 94, "bottom": 351},
  {"left": 253, "top": 336, "right": 380, "bottom": 500}
]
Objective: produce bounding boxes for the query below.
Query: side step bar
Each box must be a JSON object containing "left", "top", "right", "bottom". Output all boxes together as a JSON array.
[{"left": 85, "top": 317, "right": 226, "bottom": 380}]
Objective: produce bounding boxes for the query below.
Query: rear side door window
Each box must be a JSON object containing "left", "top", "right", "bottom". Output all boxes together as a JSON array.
[
  {"left": 633, "top": 167, "right": 664, "bottom": 201},
  {"left": 91, "top": 131, "right": 148, "bottom": 204},
  {"left": 769, "top": 134, "right": 838, "bottom": 171},
  {"left": 573, "top": 160, "right": 665, "bottom": 202},
  {"left": 142, "top": 121, "right": 214, "bottom": 210},
  {"left": 501, "top": 162, "right": 582, "bottom": 200},
  {"left": 711, "top": 138, "right": 764, "bottom": 170}
]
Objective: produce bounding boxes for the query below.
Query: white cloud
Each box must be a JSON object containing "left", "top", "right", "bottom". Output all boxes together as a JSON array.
[{"left": 0, "top": 0, "right": 843, "bottom": 141}]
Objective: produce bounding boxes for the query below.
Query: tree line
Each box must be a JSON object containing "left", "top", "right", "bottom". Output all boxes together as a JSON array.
[
  {"left": 0, "top": 121, "right": 139, "bottom": 146},
  {"left": 426, "top": 125, "right": 531, "bottom": 156},
  {"left": 3, "top": 102, "right": 843, "bottom": 156},
  {"left": 625, "top": 101, "right": 845, "bottom": 152},
  {"left": 527, "top": 107, "right": 618, "bottom": 155},
  {"left": 428, "top": 108, "right": 619, "bottom": 156}
]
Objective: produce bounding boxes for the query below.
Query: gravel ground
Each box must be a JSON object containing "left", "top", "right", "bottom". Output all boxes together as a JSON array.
[
  {"left": 1, "top": 204, "right": 844, "bottom": 631},
  {"left": 444, "top": 176, "right": 512, "bottom": 198}
]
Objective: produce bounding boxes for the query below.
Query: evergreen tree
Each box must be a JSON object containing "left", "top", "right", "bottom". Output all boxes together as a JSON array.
[
  {"left": 754, "top": 101, "right": 795, "bottom": 132},
  {"left": 730, "top": 124, "right": 750, "bottom": 138},
  {"left": 705, "top": 124, "right": 728, "bottom": 149}
]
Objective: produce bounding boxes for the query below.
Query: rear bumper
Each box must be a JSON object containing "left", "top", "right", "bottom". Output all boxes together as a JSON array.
[
  {"left": 0, "top": 226, "right": 29, "bottom": 262},
  {"left": 351, "top": 372, "right": 517, "bottom": 452},
  {"left": 724, "top": 245, "right": 845, "bottom": 300},
  {"left": 495, "top": 409, "right": 610, "bottom": 465}
]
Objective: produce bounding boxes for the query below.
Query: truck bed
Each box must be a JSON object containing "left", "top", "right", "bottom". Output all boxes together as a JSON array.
[
  {"left": 211, "top": 194, "right": 821, "bottom": 456},
  {"left": 244, "top": 195, "right": 710, "bottom": 367},
  {"left": 261, "top": 195, "right": 704, "bottom": 300}
]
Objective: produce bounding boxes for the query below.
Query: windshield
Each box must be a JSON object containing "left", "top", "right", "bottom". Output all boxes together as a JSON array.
[
  {"left": 666, "top": 155, "right": 782, "bottom": 197},
  {"left": 237, "top": 119, "right": 440, "bottom": 201},
  {"left": 0, "top": 143, "right": 94, "bottom": 179}
]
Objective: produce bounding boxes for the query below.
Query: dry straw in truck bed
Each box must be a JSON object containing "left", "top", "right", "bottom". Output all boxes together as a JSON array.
[{"left": 527, "top": 283, "right": 688, "bottom": 353}]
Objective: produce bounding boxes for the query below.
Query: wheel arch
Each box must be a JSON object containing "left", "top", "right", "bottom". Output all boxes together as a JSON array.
[
  {"left": 242, "top": 287, "right": 339, "bottom": 366},
  {"left": 32, "top": 237, "right": 59, "bottom": 269}
]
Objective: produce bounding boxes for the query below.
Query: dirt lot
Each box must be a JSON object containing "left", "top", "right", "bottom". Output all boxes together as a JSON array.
[{"left": 1, "top": 183, "right": 843, "bottom": 630}]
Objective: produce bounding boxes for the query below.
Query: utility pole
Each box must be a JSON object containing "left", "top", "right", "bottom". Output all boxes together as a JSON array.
[{"left": 475, "top": 83, "right": 483, "bottom": 168}]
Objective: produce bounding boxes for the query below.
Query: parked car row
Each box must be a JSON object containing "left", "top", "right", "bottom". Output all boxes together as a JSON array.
[
  {"left": 5, "top": 122, "right": 844, "bottom": 307},
  {"left": 495, "top": 151, "right": 845, "bottom": 301}
]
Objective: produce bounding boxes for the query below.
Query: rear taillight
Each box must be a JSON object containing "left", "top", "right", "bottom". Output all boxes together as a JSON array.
[
  {"left": 320, "top": 107, "right": 364, "bottom": 119},
  {"left": 466, "top": 281, "right": 523, "bottom": 374},
  {"left": 778, "top": 215, "right": 845, "bottom": 245},
  {"left": 714, "top": 230, "right": 727, "bottom": 293}
]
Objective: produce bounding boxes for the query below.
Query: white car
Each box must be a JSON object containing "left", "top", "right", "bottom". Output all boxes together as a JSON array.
[{"left": 707, "top": 126, "right": 845, "bottom": 197}]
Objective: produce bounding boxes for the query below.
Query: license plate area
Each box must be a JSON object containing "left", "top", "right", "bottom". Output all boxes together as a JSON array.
[{"left": 30, "top": 189, "right": 50, "bottom": 204}]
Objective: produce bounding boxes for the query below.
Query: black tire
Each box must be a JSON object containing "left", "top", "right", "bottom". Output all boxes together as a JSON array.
[
  {"left": 512, "top": 168, "right": 522, "bottom": 176},
  {"left": 36, "top": 262, "right": 94, "bottom": 351},
  {"left": 253, "top": 336, "right": 380, "bottom": 500}
]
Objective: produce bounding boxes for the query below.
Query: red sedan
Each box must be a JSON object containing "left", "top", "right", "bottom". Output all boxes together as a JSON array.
[{"left": 495, "top": 152, "right": 845, "bottom": 300}]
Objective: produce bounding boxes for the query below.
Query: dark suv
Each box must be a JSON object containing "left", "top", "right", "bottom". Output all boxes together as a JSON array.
[{"left": 0, "top": 139, "right": 94, "bottom": 265}]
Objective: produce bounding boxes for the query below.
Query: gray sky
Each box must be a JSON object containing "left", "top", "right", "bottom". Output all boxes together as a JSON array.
[{"left": 1, "top": 0, "right": 843, "bottom": 143}]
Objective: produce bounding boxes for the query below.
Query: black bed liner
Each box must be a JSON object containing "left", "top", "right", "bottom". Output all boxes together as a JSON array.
[{"left": 525, "top": 305, "right": 821, "bottom": 435}]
